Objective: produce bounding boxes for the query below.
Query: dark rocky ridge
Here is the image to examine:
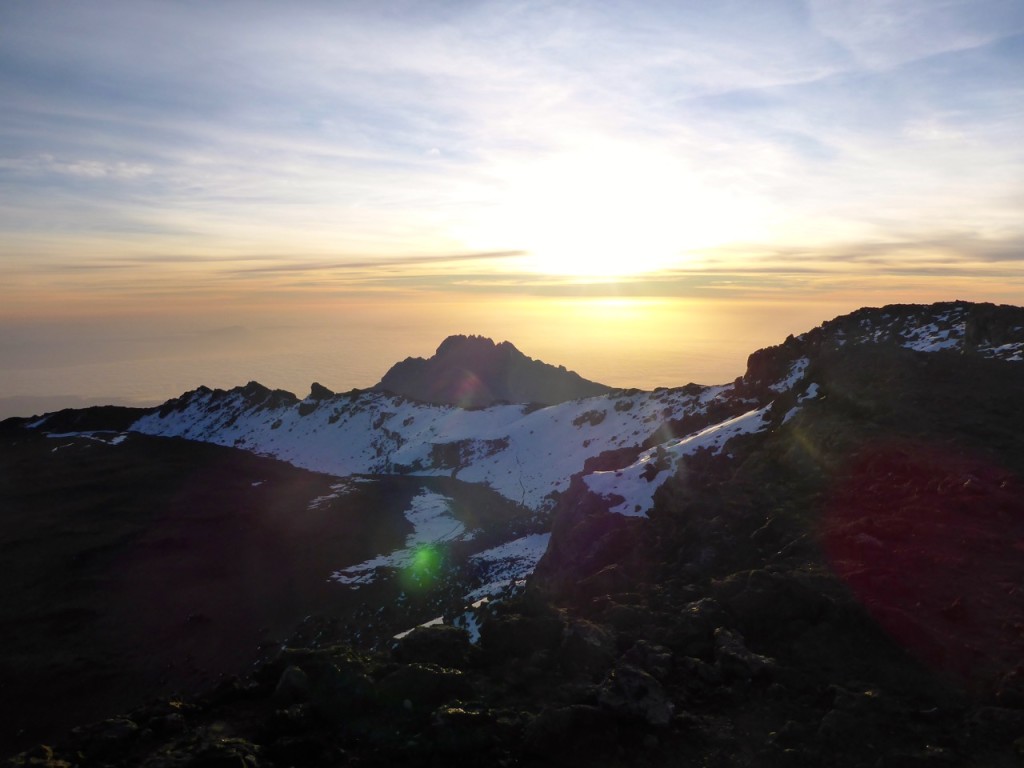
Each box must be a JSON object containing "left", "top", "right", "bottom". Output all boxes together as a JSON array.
[
  {"left": 743, "top": 300, "right": 1024, "bottom": 389},
  {"left": 374, "top": 334, "right": 615, "bottom": 407}
]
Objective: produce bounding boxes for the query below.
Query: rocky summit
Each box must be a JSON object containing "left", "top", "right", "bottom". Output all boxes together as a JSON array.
[
  {"left": 3, "top": 301, "right": 1024, "bottom": 767},
  {"left": 373, "top": 334, "right": 615, "bottom": 407}
]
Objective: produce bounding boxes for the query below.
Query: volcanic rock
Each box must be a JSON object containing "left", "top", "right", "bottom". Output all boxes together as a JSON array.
[{"left": 374, "top": 334, "right": 613, "bottom": 407}]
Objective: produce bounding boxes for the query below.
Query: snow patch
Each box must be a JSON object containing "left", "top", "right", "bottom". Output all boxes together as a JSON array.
[
  {"left": 331, "top": 490, "right": 466, "bottom": 586},
  {"left": 452, "top": 609, "right": 483, "bottom": 644},
  {"left": 770, "top": 358, "right": 809, "bottom": 393},
  {"left": 307, "top": 480, "right": 363, "bottom": 510},
  {"left": 44, "top": 431, "right": 128, "bottom": 446},
  {"left": 902, "top": 321, "right": 965, "bottom": 352},
  {"left": 585, "top": 407, "right": 771, "bottom": 518},
  {"left": 393, "top": 615, "right": 444, "bottom": 641},
  {"left": 782, "top": 382, "right": 821, "bottom": 425},
  {"left": 981, "top": 341, "right": 1024, "bottom": 362},
  {"left": 465, "top": 532, "right": 552, "bottom": 601}
]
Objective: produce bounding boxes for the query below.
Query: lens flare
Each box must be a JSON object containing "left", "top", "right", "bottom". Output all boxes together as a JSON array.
[{"left": 401, "top": 544, "right": 443, "bottom": 590}]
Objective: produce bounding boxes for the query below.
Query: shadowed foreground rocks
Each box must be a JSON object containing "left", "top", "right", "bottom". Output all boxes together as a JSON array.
[
  {"left": 7, "top": 572, "right": 1023, "bottom": 767},
  {"left": 9, "top": 439, "right": 1024, "bottom": 768}
]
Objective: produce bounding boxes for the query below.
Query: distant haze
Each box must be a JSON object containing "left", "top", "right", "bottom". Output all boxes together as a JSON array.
[{"left": 1, "top": 297, "right": 862, "bottom": 419}]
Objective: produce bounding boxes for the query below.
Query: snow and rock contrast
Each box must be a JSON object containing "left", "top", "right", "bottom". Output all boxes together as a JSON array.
[
  {"left": 331, "top": 489, "right": 470, "bottom": 587},
  {"left": 128, "top": 378, "right": 754, "bottom": 512},
  {"left": 583, "top": 406, "right": 774, "bottom": 517}
]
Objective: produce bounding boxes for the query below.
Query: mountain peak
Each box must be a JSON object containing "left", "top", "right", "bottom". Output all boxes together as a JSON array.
[
  {"left": 374, "top": 335, "right": 613, "bottom": 407},
  {"left": 434, "top": 333, "right": 503, "bottom": 355}
]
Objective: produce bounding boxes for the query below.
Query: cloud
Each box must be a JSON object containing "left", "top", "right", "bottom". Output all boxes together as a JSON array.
[
  {"left": 224, "top": 251, "right": 526, "bottom": 275},
  {"left": 805, "top": 0, "right": 1024, "bottom": 70},
  {"left": 0, "top": 155, "right": 153, "bottom": 179}
]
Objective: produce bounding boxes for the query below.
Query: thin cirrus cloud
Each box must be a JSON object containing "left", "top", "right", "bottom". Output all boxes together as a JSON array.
[
  {"left": 225, "top": 251, "right": 526, "bottom": 276},
  {"left": 0, "top": 0, "right": 1022, "bottom": 310}
]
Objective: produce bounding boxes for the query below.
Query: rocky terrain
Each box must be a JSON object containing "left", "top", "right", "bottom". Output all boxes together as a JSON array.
[{"left": 3, "top": 300, "right": 1024, "bottom": 766}]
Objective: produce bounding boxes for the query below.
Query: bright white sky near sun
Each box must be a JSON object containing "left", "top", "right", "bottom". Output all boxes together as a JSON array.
[{"left": 1, "top": 0, "right": 1023, "bottom": 320}]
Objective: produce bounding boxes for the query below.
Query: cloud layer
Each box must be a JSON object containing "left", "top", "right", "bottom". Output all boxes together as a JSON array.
[{"left": 1, "top": 0, "right": 1022, "bottom": 313}]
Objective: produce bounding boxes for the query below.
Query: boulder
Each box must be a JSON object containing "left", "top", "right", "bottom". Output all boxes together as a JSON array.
[
  {"left": 558, "top": 618, "right": 617, "bottom": 679},
  {"left": 664, "top": 598, "right": 728, "bottom": 659},
  {"left": 272, "top": 665, "right": 310, "bottom": 706},
  {"left": 713, "top": 627, "right": 776, "bottom": 681},
  {"left": 598, "top": 664, "right": 674, "bottom": 726}
]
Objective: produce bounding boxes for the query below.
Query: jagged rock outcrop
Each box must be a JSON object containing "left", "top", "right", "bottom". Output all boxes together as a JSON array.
[
  {"left": 374, "top": 334, "right": 614, "bottom": 407},
  {"left": 157, "top": 381, "right": 299, "bottom": 419},
  {"left": 743, "top": 300, "right": 1024, "bottom": 389}
]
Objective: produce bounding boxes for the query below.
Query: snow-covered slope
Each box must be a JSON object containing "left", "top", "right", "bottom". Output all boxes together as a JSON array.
[
  {"left": 583, "top": 405, "right": 776, "bottom": 516},
  {"left": 131, "top": 381, "right": 751, "bottom": 512}
]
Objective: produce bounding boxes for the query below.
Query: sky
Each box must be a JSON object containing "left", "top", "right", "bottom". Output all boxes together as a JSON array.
[{"left": 1, "top": 1, "right": 1023, "bottom": 414}]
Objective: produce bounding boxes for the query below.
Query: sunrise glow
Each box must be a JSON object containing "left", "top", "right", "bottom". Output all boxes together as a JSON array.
[{"left": 0, "top": 1, "right": 1022, "bottom": 416}]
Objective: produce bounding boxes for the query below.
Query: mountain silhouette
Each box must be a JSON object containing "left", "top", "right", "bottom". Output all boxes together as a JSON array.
[{"left": 373, "top": 334, "right": 614, "bottom": 407}]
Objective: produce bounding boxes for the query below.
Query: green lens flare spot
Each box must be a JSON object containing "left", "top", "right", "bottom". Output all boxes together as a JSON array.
[
  {"left": 412, "top": 545, "right": 440, "bottom": 572},
  {"left": 402, "top": 544, "right": 443, "bottom": 590}
]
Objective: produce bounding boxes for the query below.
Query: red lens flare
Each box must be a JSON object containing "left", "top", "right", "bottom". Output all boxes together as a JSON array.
[{"left": 822, "top": 440, "right": 1024, "bottom": 696}]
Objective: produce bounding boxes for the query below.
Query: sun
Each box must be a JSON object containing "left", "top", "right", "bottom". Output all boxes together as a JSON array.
[
  {"left": 462, "top": 140, "right": 740, "bottom": 280},
  {"left": 518, "top": 181, "right": 679, "bottom": 277}
]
